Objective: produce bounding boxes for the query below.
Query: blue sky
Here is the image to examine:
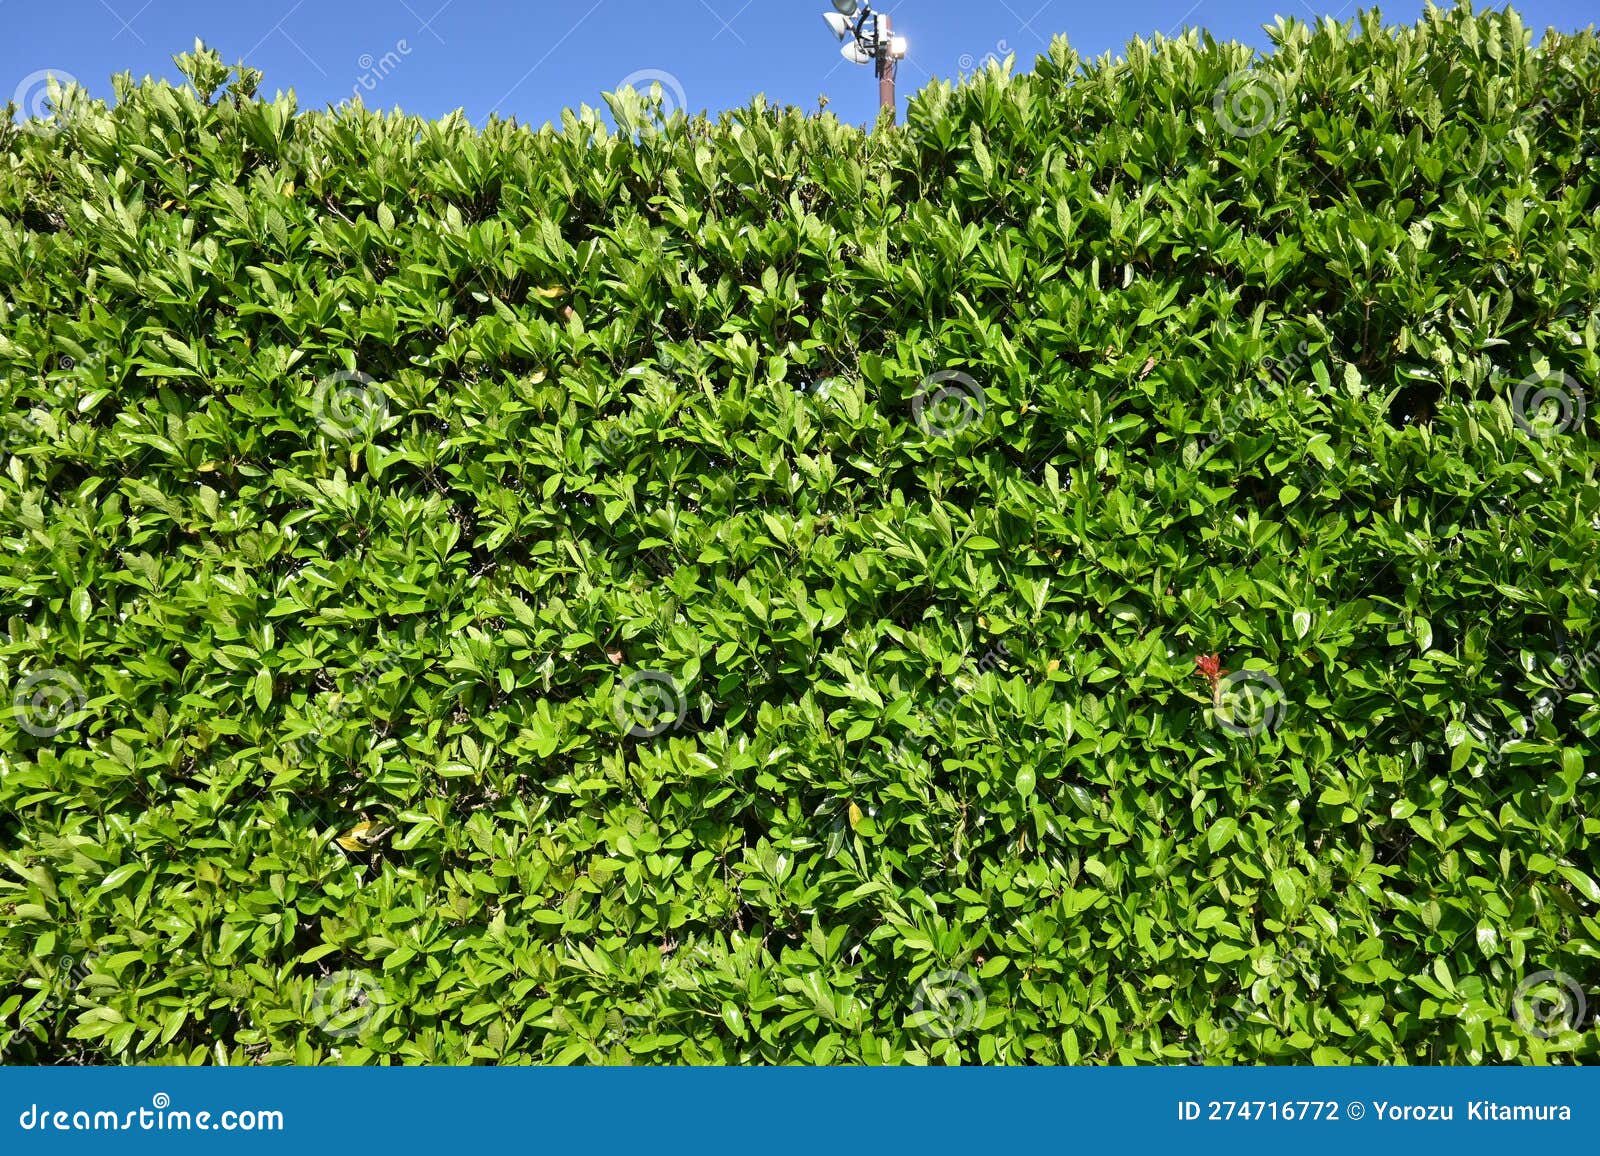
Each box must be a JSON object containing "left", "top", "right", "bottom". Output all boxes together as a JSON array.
[{"left": 5, "top": 0, "right": 1596, "bottom": 131}]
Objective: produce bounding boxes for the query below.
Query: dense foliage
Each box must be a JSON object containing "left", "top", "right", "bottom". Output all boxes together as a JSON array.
[{"left": 2, "top": 3, "right": 1599, "bottom": 1065}]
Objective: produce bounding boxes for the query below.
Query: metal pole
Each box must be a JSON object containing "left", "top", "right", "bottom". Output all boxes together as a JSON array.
[{"left": 876, "top": 12, "right": 896, "bottom": 122}]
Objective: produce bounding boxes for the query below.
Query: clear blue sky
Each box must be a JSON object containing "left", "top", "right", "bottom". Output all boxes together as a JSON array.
[{"left": 5, "top": 0, "right": 1596, "bottom": 131}]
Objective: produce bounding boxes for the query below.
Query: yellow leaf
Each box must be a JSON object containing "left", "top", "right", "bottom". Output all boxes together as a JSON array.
[
  {"left": 532, "top": 286, "right": 565, "bottom": 299},
  {"left": 336, "top": 820, "right": 390, "bottom": 853},
  {"left": 847, "top": 802, "right": 863, "bottom": 829}
]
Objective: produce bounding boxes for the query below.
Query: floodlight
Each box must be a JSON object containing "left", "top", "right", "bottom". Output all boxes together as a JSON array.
[{"left": 816, "top": 0, "right": 904, "bottom": 123}]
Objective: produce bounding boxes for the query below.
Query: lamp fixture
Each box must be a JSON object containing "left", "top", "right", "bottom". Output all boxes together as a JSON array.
[{"left": 817, "top": 2, "right": 906, "bottom": 122}]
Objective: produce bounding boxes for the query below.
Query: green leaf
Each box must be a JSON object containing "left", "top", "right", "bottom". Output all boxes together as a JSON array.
[
  {"left": 98, "top": 865, "right": 140, "bottom": 892},
  {"left": 1557, "top": 866, "right": 1600, "bottom": 904},
  {"left": 253, "top": 668, "right": 273, "bottom": 710}
]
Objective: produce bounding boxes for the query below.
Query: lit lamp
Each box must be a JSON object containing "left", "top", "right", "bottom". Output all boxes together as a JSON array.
[{"left": 819, "top": 1, "right": 908, "bottom": 121}]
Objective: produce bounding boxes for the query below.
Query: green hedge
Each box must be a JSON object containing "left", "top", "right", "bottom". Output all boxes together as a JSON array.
[{"left": 2, "top": 2, "right": 1599, "bottom": 1065}]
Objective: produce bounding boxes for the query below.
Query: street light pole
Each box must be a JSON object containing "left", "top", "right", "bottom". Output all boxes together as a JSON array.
[
  {"left": 820, "top": 2, "right": 908, "bottom": 125},
  {"left": 876, "top": 12, "right": 896, "bottom": 121}
]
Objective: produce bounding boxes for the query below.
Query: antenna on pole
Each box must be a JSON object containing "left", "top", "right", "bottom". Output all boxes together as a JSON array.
[{"left": 820, "top": 1, "right": 908, "bottom": 123}]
